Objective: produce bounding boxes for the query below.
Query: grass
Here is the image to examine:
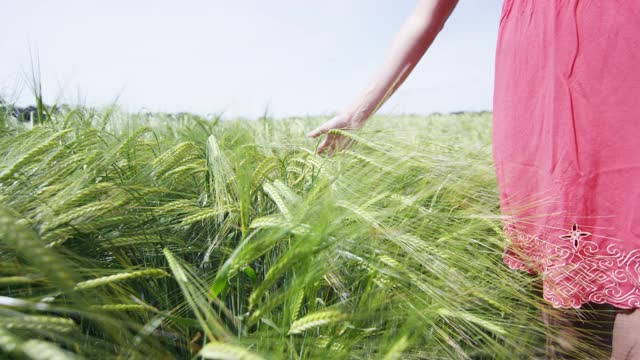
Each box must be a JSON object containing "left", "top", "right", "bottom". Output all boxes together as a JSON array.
[{"left": 0, "top": 106, "right": 599, "bottom": 359}]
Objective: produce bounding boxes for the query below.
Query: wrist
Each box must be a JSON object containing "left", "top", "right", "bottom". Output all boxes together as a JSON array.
[{"left": 346, "top": 104, "right": 374, "bottom": 129}]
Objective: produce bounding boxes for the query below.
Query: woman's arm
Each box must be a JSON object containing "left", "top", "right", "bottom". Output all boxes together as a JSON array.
[{"left": 307, "top": 0, "right": 459, "bottom": 155}]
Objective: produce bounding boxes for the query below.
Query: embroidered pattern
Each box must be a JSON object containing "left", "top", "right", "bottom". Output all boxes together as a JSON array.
[
  {"left": 502, "top": 223, "right": 640, "bottom": 309},
  {"left": 558, "top": 223, "right": 591, "bottom": 250}
]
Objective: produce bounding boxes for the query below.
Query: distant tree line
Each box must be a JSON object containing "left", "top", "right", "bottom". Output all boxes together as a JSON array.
[{"left": 0, "top": 98, "right": 57, "bottom": 123}]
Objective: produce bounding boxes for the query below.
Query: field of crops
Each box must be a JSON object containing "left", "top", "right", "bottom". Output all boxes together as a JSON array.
[{"left": 0, "top": 108, "right": 573, "bottom": 359}]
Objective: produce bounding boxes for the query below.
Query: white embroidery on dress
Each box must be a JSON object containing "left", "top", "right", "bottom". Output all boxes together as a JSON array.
[{"left": 502, "top": 223, "right": 640, "bottom": 309}]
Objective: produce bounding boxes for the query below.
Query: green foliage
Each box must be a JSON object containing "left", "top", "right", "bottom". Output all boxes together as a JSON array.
[{"left": 0, "top": 109, "right": 581, "bottom": 359}]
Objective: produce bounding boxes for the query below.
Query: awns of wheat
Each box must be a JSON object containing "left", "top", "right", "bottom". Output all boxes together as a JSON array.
[{"left": 0, "top": 108, "right": 584, "bottom": 359}]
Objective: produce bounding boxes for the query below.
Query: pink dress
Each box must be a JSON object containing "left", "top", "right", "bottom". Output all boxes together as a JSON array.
[{"left": 493, "top": 0, "right": 640, "bottom": 309}]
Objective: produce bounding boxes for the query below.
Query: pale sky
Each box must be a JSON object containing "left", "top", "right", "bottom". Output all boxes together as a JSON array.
[{"left": 1, "top": 1, "right": 503, "bottom": 118}]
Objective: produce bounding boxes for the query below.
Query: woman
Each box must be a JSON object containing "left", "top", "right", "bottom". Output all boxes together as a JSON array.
[{"left": 307, "top": 1, "right": 640, "bottom": 358}]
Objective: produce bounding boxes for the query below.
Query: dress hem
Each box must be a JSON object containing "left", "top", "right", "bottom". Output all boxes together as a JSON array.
[{"left": 502, "top": 225, "right": 640, "bottom": 310}]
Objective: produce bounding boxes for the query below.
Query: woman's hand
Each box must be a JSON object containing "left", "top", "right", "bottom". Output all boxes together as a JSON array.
[
  {"left": 306, "top": 112, "right": 363, "bottom": 156},
  {"left": 306, "top": 0, "right": 458, "bottom": 156}
]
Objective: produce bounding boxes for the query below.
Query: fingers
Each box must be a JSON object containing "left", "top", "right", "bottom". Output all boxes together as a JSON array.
[
  {"left": 306, "top": 127, "right": 324, "bottom": 139},
  {"left": 316, "top": 136, "right": 330, "bottom": 155},
  {"left": 316, "top": 134, "right": 353, "bottom": 157},
  {"left": 310, "top": 116, "right": 357, "bottom": 156},
  {"left": 317, "top": 134, "right": 339, "bottom": 156},
  {"left": 306, "top": 116, "right": 341, "bottom": 138},
  {"left": 306, "top": 122, "right": 333, "bottom": 138},
  {"left": 341, "top": 137, "right": 355, "bottom": 151},
  {"left": 327, "top": 139, "right": 339, "bottom": 157}
]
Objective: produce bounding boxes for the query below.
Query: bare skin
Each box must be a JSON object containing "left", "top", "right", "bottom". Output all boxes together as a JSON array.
[
  {"left": 306, "top": 0, "right": 458, "bottom": 155},
  {"left": 612, "top": 310, "right": 640, "bottom": 359},
  {"left": 307, "top": 0, "right": 640, "bottom": 357},
  {"left": 539, "top": 299, "right": 639, "bottom": 359}
]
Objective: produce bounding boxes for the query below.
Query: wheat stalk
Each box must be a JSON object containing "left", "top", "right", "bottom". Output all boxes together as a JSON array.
[
  {"left": 74, "top": 269, "right": 169, "bottom": 290},
  {"left": 199, "top": 342, "right": 265, "bottom": 360},
  {"left": 288, "top": 310, "right": 348, "bottom": 335}
]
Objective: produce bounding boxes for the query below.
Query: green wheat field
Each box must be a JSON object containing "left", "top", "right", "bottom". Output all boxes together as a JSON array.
[{"left": 0, "top": 107, "right": 595, "bottom": 359}]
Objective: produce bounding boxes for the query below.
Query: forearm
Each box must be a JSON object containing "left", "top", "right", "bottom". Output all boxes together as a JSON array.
[{"left": 347, "top": 0, "right": 458, "bottom": 125}]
